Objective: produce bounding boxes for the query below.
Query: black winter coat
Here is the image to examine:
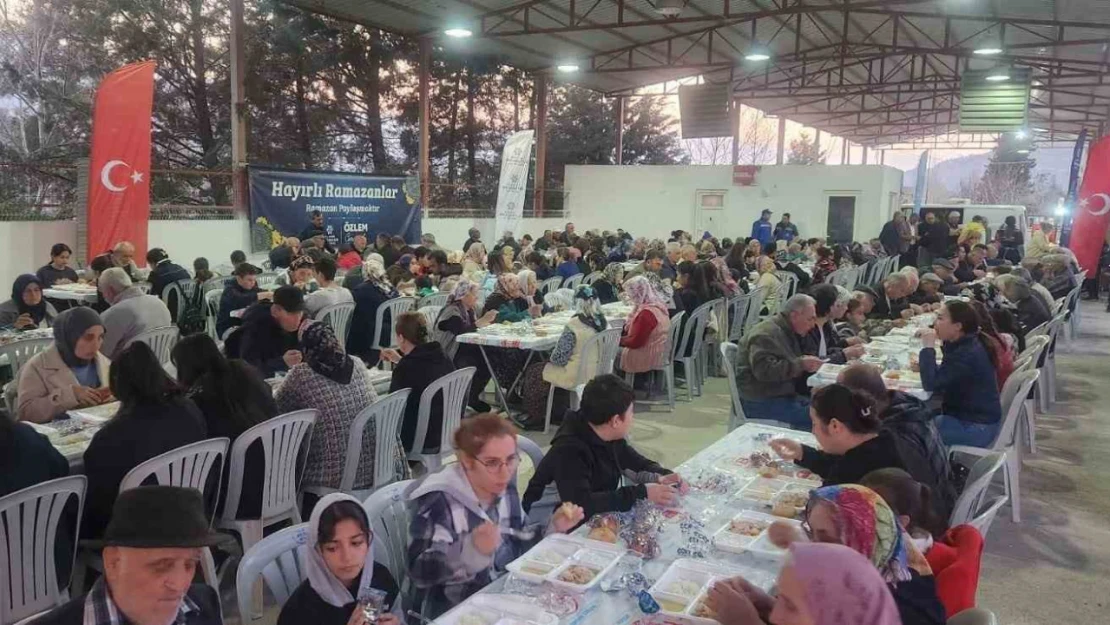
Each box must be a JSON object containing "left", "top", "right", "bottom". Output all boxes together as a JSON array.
[
  {"left": 797, "top": 429, "right": 908, "bottom": 486},
  {"left": 388, "top": 341, "right": 456, "bottom": 453},
  {"left": 880, "top": 391, "right": 956, "bottom": 522}
]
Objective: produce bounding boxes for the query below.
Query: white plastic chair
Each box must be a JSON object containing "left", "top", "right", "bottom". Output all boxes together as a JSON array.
[
  {"left": 0, "top": 476, "right": 86, "bottom": 625},
  {"left": 235, "top": 523, "right": 308, "bottom": 621},
  {"left": 1043, "top": 312, "right": 1067, "bottom": 405},
  {"left": 256, "top": 272, "right": 280, "bottom": 289},
  {"left": 774, "top": 271, "right": 799, "bottom": 300},
  {"left": 948, "top": 607, "right": 1000, "bottom": 625},
  {"left": 407, "top": 367, "right": 476, "bottom": 470},
  {"left": 161, "top": 279, "right": 200, "bottom": 323},
  {"left": 698, "top": 298, "right": 728, "bottom": 384},
  {"left": 418, "top": 305, "right": 442, "bottom": 331},
  {"left": 517, "top": 435, "right": 557, "bottom": 525},
  {"left": 123, "top": 325, "right": 180, "bottom": 365},
  {"left": 719, "top": 342, "right": 787, "bottom": 431},
  {"left": 371, "top": 297, "right": 418, "bottom": 362},
  {"left": 949, "top": 369, "right": 1039, "bottom": 523},
  {"left": 744, "top": 287, "right": 767, "bottom": 331},
  {"left": 1014, "top": 335, "right": 1050, "bottom": 452},
  {"left": 563, "top": 274, "right": 585, "bottom": 290},
  {"left": 0, "top": 337, "right": 53, "bottom": 380},
  {"left": 204, "top": 289, "right": 223, "bottom": 341},
  {"left": 417, "top": 293, "right": 449, "bottom": 309},
  {"left": 582, "top": 271, "right": 603, "bottom": 285},
  {"left": 726, "top": 292, "right": 753, "bottom": 342},
  {"left": 542, "top": 328, "right": 622, "bottom": 434},
  {"left": 217, "top": 409, "right": 317, "bottom": 555},
  {"left": 539, "top": 276, "right": 563, "bottom": 295},
  {"left": 314, "top": 302, "right": 356, "bottom": 344},
  {"left": 673, "top": 301, "right": 713, "bottom": 400},
  {"left": 118, "top": 438, "right": 229, "bottom": 589},
  {"left": 303, "top": 389, "right": 410, "bottom": 501},
  {"left": 362, "top": 480, "right": 415, "bottom": 602},
  {"left": 948, "top": 451, "right": 1008, "bottom": 536}
]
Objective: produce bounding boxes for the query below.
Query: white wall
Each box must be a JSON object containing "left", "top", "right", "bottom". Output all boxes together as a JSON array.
[
  {"left": 0, "top": 220, "right": 78, "bottom": 296},
  {"left": 564, "top": 164, "right": 905, "bottom": 243}
]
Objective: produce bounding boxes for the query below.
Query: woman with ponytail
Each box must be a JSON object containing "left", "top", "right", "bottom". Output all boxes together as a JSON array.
[
  {"left": 917, "top": 301, "right": 1003, "bottom": 447},
  {"left": 770, "top": 383, "right": 908, "bottom": 486},
  {"left": 970, "top": 300, "right": 1014, "bottom": 387},
  {"left": 384, "top": 311, "right": 456, "bottom": 453}
]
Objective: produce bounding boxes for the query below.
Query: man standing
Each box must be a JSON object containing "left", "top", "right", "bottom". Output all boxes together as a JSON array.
[
  {"left": 564, "top": 222, "right": 576, "bottom": 240},
  {"left": 98, "top": 268, "right": 172, "bottom": 360},
  {"left": 462, "top": 228, "right": 482, "bottom": 253},
  {"left": 31, "top": 486, "right": 224, "bottom": 625},
  {"left": 751, "top": 209, "right": 774, "bottom": 248},
  {"left": 773, "top": 212, "right": 799, "bottom": 243},
  {"left": 298, "top": 209, "right": 326, "bottom": 241},
  {"left": 916, "top": 211, "right": 949, "bottom": 269},
  {"left": 734, "top": 294, "right": 824, "bottom": 428}
]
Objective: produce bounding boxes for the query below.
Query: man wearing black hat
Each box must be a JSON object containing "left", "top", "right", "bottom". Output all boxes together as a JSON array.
[
  {"left": 229, "top": 285, "right": 307, "bottom": 378},
  {"left": 32, "top": 486, "right": 223, "bottom": 625},
  {"left": 216, "top": 263, "right": 270, "bottom": 339}
]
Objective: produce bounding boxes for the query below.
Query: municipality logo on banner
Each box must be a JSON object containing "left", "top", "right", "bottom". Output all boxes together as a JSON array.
[{"left": 495, "top": 130, "right": 535, "bottom": 239}]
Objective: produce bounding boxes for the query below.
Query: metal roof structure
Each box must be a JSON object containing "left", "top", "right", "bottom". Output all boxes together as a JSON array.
[{"left": 285, "top": 0, "right": 1110, "bottom": 148}]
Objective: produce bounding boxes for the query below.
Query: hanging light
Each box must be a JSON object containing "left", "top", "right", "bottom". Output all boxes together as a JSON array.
[
  {"left": 1016, "top": 148, "right": 1031, "bottom": 155},
  {"left": 973, "top": 44, "right": 1003, "bottom": 55},
  {"left": 556, "top": 64, "right": 580, "bottom": 73},
  {"left": 985, "top": 66, "right": 1011, "bottom": 82},
  {"left": 745, "top": 45, "right": 771, "bottom": 62},
  {"left": 444, "top": 27, "right": 473, "bottom": 38}
]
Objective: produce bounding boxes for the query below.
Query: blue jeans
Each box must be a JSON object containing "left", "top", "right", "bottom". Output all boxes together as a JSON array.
[
  {"left": 934, "top": 415, "right": 1000, "bottom": 448},
  {"left": 739, "top": 396, "right": 812, "bottom": 430}
]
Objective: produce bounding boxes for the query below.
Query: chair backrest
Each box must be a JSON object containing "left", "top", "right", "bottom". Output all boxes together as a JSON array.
[
  {"left": 665, "top": 311, "right": 685, "bottom": 366},
  {"left": 0, "top": 475, "right": 86, "bottom": 625},
  {"left": 341, "top": 389, "right": 411, "bottom": 492},
  {"left": 966, "top": 495, "right": 1009, "bottom": 540},
  {"left": 726, "top": 293, "right": 753, "bottom": 342},
  {"left": 123, "top": 325, "right": 180, "bottom": 364},
  {"left": 220, "top": 410, "right": 317, "bottom": 523},
  {"left": 0, "top": 338, "right": 53, "bottom": 381},
  {"left": 1016, "top": 335, "right": 1050, "bottom": 364},
  {"left": 362, "top": 480, "right": 415, "bottom": 588},
  {"left": 410, "top": 367, "right": 476, "bottom": 457},
  {"left": 516, "top": 434, "right": 544, "bottom": 472},
  {"left": 563, "top": 274, "right": 585, "bottom": 290},
  {"left": 539, "top": 276, "right": 563, "bottom": 295},
  {"left": 256, "top": 272, "right": 280, "bottom": 289},
  {"left": 574, "top": 328, "right": 622, "bottom": 383},
  {"left": 675, "top": 300, "right": 714, "bottom": 360},
  {"left": 119, "top": 438, "right": 229, "bottom": 499},
  {"left": 707, "top": 297, "right": 728, "bottom": 343},
  {"left": 235, "top": 523, "right": 308, "bottom": 620},
  {"left": 775, "top": 271, "right": 798, "bottom": 299},
  {"left": 372, "top": 297, "right": 418, "bottom": 351},
  {"left": 204, "top": 289, "right": 223, "bottom": 340},
  {"left": 418, "top": 305, "right": 443, "bottom": 331},
  {"left": 993, "top": 369, "right": 1039, "bottom": 450},
  {"left": 417, "top": 293, "right": 449, "bottom": 309},
  {"left": 582, "top": 271, "right": 603, "bottom": 285},
  {"left": 315, "top": 302, "right": 356, "bottom": 343},
  {"left": 949, "top": 451, "right": 1007, "bottom": 527},
  {"left": 200, "top": 276, "right": 227, "bottom": 294},
  {"left": 745, "top": 287, "right": 767, "bottom": 329},
  {"left": 823, "top": 269, "right": 842, "bottom": 285},
  {"left": 720, "top": 342, "right": 747, "bottom": 431}
]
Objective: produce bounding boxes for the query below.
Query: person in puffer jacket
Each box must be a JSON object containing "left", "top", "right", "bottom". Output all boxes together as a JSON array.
[{"left": 839, "top": 363, "right": 956, "bottom": 521}]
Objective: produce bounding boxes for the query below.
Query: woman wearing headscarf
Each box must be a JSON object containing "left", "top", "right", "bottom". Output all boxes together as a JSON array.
[
  {"left": 17, "top": 307, "right": 112, "bottom": 423},
  {"left": 618, "top": 276, "right": 671, "bottom": 378},
  {"left": 432, "top": 279, "right": 498, "bottom": 412},
  {"left": 519, "top": 286, "right": 609, "bottom": 429},
  {"left": 462, "top": 242, "right": 487, "bottom": 282},
  {"left": 500, "top": 245, "right": 516, "bottom": 271},
  {"left": 347, "top": 256, "right": 400, "bottom": 363},
  {"left": 709, "top": 257, "right": 742, "bottom": 297},
  {"left": 768, "top": 484, "right": 947, "bottom": 625},
  {"left": 479, "top": 273, "right": 538, "bottom": 400},
  {"left": 593, "top": 262, "right": 625, "bottom": 304},
  {"left": 515, "top": 268, "right": 541, "bottom": 306},
  {"left": 277, "top": 254, "right": 317, "bottom": 291},
  {"left": 706, "top": 542, "right": 902, "bottom": 625},
  {"left": 0, "top": 274, "right": 57, "bottom": 329},
  {"left": 276, "top": 322, "right": 407, "bottom": 498},
  {"left": 277, "top": 494, "right": 401, "bottom": 625}
]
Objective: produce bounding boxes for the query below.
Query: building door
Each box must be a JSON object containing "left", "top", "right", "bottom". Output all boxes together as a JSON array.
[
  {"left": 826, "top": 196, "right": 856, "bottom": 244},
  {"left": 696, "top": 190, "right": 726, "bottom": 236}
]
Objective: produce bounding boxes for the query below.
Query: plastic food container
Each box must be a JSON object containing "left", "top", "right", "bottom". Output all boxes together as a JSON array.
[
  {"left": 505, "top": 535, "right": 625, "bottom": 593},
  {"left": 649, "top": 559, "right": 776, "bottom": 624},
  {"left": 434, "top": 594, "right": 559, "bottom": 625}
]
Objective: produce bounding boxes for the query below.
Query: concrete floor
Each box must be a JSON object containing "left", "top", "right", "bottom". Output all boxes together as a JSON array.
[{"left": 518, "top": 299, "right": 1110, "bottom": 623}]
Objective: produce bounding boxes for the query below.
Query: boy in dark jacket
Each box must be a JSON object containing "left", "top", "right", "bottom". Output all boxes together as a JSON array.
[{"left": 522, "top": 374, "right": 686, "bottom": 519}]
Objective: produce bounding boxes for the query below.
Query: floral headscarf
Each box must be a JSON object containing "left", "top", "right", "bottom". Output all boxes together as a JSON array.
[
  {"left": 623, "top": 275, "right": 668, "bottom": 317},
  {"left": 642, "top": 269, "right": 673, "bottom": 302},
  {"left": 517, "top": 269, "right": 538, "bottom": 297},
  {"left": 494, "top": 273, "right": 523, "bottom": 299},
  {"left": 806, "top": 485, "right": 919, "bottom": 583},
  {"left": 603, "top": 262, "right": 625, "bottom": 286},
  {"left": 789, "top": 543, "right": 902, "bottom": 625},
  {"left": 710, "top": 257, "right": 739, "bottom": 296},
  {"left": 448, "top": 279, "right": 479, "bottom": 304},
  {"left": 573, "top": 285, "right": 608, "bottom": 332},
  {"left": 289, "top": 254, "right": 315, "bottom": 272},
  {"left": 465, "top": 242, "right": 487, "bottom": 264},
  {"left": 299, "top": 321, "right": 354, "bottom": 385},
  {"left": 362, "top": 255, "right": 395, "bottom": 296}
]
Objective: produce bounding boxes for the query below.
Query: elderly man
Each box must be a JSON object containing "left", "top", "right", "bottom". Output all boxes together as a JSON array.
[
  {"left": 420, "top": 232, "right": 441, "bottom": 250},
  {"left": 91, "top": 242, "right": 143, "bottom": 282},
  {"left": 462, "top": 227, "right": 482, "bottom": 253},
  {"left": 930, "top": 258, "right": 962, "bottom": 295},
  {"left": 268, "top": 236, "right": 300, "bottom": 270},
  {"left": 734, "top": 294, "right": 824, "bottom": 429},
  {"left": 661, "top": 242, "right": 681, "bottom": 280},
  {"left": 563, "top": 222, "right": 576, "bottom": 240},
  {"left": 32, "top": 486, "right": 223, "bottom": 625},
  {"left": 909, "top": 273, "right": 944, "bottom": 307},
  {"left": 868, "top": 272, "right": 913, "bottom": 320},
  {"left": 98, "top": 268, "right": 172, "bottom": 360},
  {"left": 837, "top": 363, "right": 956, "bottom": 520}
]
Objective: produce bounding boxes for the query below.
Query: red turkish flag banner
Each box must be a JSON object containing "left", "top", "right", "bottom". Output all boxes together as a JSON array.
[
  {"left": 86, "top": 61, "right": 156, "bottom": 263},
  {"left": 1068, "top": 135, "right": 1110, "bottom": 272}
]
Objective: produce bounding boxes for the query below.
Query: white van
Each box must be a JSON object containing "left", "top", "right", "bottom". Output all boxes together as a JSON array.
[{"left": 899, "top": 201, "right": 1028, "bottom": 253}]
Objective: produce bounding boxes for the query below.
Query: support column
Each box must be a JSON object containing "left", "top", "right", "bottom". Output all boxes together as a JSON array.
[
  {"left": 814, "top": 129, "right": 822, "bottom": 163},
  {"left": 731, "top": 98, "right": 740, "bottom": 165},
  {"left": 229, "top": 0, "right": 248, "bottom": 215},
  {"left": 841, "top": 139, "right": 848, "bottom": 165},
  {"left": 862, "top": 146, "right": 869, "bottom": 164},
  {"left": 775, "top": 117, "right": 786, "bottom": 165},
  {"left": 880, "top": 149, "right": 886, "bottom": 165},
  {"left": 616, "top": 96, "right": 625, "bottom": 165},
  {"left": 418, "top": 38, "right": 432, "bottom": 210},
  {"left": 534, "top": 72, "right": 549, "bottom": 217}
]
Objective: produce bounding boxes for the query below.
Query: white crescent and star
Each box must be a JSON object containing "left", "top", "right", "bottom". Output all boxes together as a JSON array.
[
  {"left": 99, "top": 160, "right": 145, "bottom": 192},
  {"left": 1080, "top": 193, "right": 1110, "bottom": 216}
]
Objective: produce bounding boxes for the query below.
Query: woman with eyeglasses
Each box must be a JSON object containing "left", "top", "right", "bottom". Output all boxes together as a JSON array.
[
  {"left": 407, "top": 414, "right": 584, "bottom": 618},
  {"left": 765, "top": 484, "right": 947, "bottom": 625}
]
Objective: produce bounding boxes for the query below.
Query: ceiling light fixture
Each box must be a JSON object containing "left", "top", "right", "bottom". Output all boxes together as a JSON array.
[
  {"left": 745, "top": 45, "right": 771, "bottom": 62},
  {"left": 1015, "top": 130, "right": 1028, "bottom": 139},
  {"left": 444, "top": 28, "right": 473, "bottom": 38},
  {"left": 556, "top": 64, "right": 580, "bottom": 73},
  {"left": 655, "top": 0, "right": 685, "bottom": 18},
  {"left": 1016, "top": 148, "right": 1031, "bottom": 154},
  {"left": 973, "top": 45, "right": 1003, "bottom": 55},
  {"left": 985, "top": 68, "right": 1010, "bottom": 82}
]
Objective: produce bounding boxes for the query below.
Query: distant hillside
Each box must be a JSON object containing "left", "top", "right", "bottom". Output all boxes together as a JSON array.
[{"left": 905, "top": 146, "right": 1076, "bottom": 196}]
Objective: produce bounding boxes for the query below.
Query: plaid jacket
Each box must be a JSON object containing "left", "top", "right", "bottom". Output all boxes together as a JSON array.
[{"left": 407, "top": 464, "right": 541, "bottom": 618}]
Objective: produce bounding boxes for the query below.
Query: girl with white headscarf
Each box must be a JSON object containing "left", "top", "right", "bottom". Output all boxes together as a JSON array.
[{"left": 277, "top": 494, "right": 400, "bottom": 625}]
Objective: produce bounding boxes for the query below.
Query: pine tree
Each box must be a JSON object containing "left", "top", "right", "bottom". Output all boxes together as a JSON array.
[
  {"left": 975, "top": 133, "right": 1035, "bottom": 205},
  {"left": 786, "top": 131, "right": 826, "bottom": 165}
]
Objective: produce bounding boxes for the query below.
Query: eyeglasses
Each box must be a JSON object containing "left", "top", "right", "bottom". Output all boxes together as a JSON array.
[{"left": 477, "top": 454, "right": 520, "bottom": 472}]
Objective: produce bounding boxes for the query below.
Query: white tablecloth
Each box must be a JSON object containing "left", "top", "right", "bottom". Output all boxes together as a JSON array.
[
  {"left": 456, "top": 304, "right": 632, "bottom": 350},
  {"left": 43, "top": 285, "right": 99, "bottom": 303},
  {"left": 438, "top": 423, "right": 818, "bottom": 624}
]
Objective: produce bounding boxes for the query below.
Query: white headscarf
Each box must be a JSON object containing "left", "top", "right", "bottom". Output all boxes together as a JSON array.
[{"left": 303, "top": 493, "right": 377, "bottom": 608}]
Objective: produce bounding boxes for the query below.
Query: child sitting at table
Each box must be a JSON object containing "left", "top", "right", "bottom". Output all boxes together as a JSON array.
[{"left": 522, "top": 374, "right": 686, "bottom": 523}]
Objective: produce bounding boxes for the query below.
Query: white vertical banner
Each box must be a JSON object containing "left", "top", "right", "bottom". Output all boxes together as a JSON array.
[{"left": 494, "top": 129, "right": 534, "bottom": 239}]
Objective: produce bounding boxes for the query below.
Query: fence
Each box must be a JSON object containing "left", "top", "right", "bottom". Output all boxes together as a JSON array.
[{"left": 424, "top": 181, "right": 566, "bottom": 218}]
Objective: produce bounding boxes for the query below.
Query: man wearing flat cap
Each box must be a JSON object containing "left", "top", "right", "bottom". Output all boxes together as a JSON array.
[{"left": 33, "top": 486, "right": 223, "bottom": 625}]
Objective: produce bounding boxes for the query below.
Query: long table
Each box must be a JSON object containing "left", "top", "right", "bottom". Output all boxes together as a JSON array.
[
  {"left": 456, "top": 303, "right": 632, "bottom": 414},
  {"left": 437, "top": 423, "right": 818, "bottom": 624}
]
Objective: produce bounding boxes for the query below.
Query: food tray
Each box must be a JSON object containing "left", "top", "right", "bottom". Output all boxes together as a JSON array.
[
  {"left": 736, "top": 475, "right": 817, "bottom": 507},
  {"left": 435, "top": 594, "right": 559, "bottom": 625},
  {"left": 505, "top": 534, "right": 625, "bottom": 593},
  {"left": 648, "top": 558, "right": 776, "bottom": 624},
  {"left": 712, "top": 509, "right": 803, "bottom": 558}
]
